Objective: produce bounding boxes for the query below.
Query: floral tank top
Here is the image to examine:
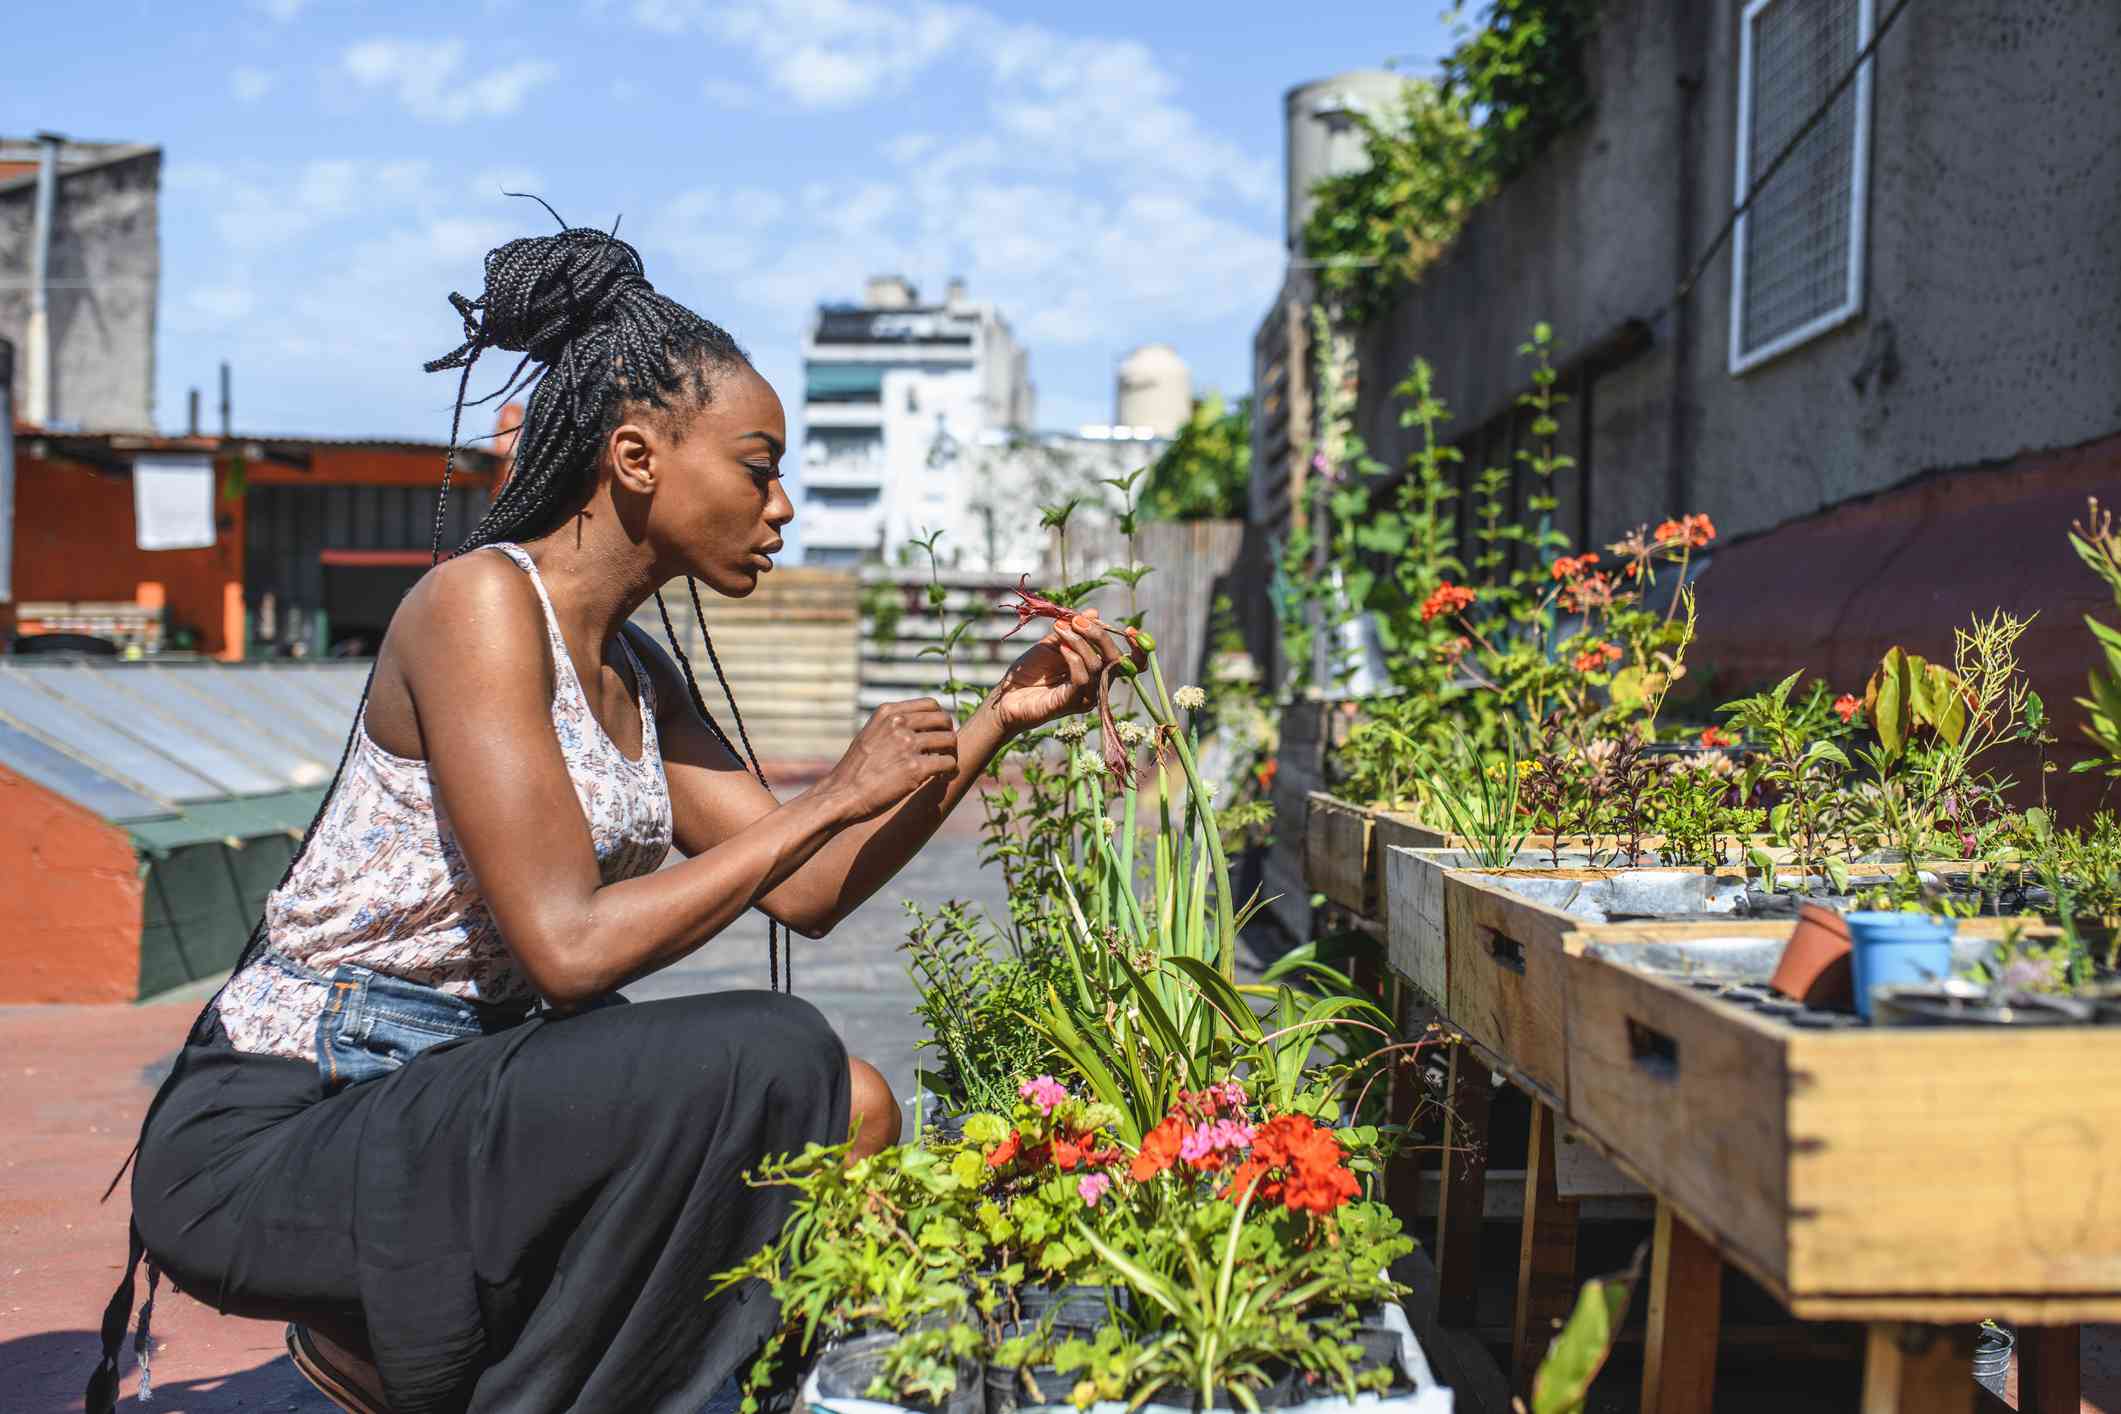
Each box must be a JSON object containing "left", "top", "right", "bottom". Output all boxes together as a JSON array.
[{"left": 215, "top": 543, "right": 674, "bottom": 1060}]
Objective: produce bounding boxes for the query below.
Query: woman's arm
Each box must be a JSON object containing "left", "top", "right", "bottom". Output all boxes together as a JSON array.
[
  {"left": 636, "top": 608, "right": 1129, "bottom": 937},
  {"left": 395, "top": 556, "right": 957, "bottom": 1005}
]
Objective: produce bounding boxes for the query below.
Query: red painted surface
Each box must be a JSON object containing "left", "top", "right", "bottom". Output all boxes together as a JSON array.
[
  {"left": 11, "top": 451, "right": 246, "bottom": 658},
  {"left": 9, "top": 438, "right": 498, "bottom": 659},
  {"left": 1692, "top": 433, "right": 2121, "bottom": 823},
  {"left": 0, "top": 765, "right": 142, "bottom": 1004}
]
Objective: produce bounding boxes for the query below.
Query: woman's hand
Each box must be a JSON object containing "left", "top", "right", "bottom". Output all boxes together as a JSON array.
[
  {"left": 989, "top": 608, "right": 1145, "bottom": 736},
  {"left": 817, "top": 698, "right": 960, "bottom": 821}
]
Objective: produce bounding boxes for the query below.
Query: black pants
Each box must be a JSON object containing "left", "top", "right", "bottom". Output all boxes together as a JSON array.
[{"left": 133, "top": 992, "right": 850, "bottom": 1413}]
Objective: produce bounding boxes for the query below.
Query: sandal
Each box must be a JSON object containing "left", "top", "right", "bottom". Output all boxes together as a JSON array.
[{"left": 286, "top": 1323, "right": 392, "bottom": 1414}]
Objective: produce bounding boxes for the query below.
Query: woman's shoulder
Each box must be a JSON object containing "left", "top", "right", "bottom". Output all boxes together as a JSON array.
[{"left": 386, "top": 549, "right": 554, "bottom": 685}]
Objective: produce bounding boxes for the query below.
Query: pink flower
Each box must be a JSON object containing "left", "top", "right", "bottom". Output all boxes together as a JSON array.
[
  {"left": 1077, "top": 1172, "right": 1112, "bottom": 1207},
  {"left": 1019, "top": 1075, "right": 1069, "bottom": 1115}
]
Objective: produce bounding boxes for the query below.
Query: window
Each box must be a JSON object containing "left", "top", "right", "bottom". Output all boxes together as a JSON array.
[
  {"left": 805, "top": 364, "right": 883, "bottom": 403},
  {"left": 1729, "top": 0, "right": 1874, "bottom": 374},
  {"left": 804, "top": 486, "right": 880, "bottom": 510}
]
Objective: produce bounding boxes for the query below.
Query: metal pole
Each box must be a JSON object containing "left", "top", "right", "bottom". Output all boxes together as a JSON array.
[
  {"left": 219, "top": 361, "right": 231, "bottom": 437},
  {"left": 0, "top": 337, "right": 15, "bottom": 602},
  {"left": 187, "top": 387, "right": 200, "bottom": 437},
  {"left": 25, "top": 132, "right": 63, "bottom": 426}
]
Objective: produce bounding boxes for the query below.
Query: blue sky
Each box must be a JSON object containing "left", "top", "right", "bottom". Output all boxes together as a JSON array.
[{"left": 13, "top": 0, "right": 1452, "bottom": 546}]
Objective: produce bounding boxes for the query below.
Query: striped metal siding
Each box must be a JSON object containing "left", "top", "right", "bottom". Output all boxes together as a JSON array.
[{"left": 245, "top": 483, "right": 492, "bottom": 641}]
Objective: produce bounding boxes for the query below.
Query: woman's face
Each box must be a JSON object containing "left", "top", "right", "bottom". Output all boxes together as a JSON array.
[{"left": 637, "top": 364, "right": 793, "bottom": 597}]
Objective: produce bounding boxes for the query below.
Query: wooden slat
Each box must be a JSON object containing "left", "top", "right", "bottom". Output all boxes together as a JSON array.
[
  {"left": 1642, "top": 1202, "right": 1724, "bottom": 1414},
  {"left": 2016, "top": 1325, "right": 2082, "bottom": 1414},
  {"left": 1436, "top": 1043, "right": 1494, "bottom": 1328},
  {"left": 1860, "top": 1325, "right": 1976, "bottom": 1414},
  {"left": 1514, "top": 1102, "right": 1582, "bottom": 1391}
]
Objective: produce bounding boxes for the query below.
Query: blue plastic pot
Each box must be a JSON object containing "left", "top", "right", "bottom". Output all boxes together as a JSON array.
[{"left": 1845, "top": 911, "right": 1958, "bottom": 1019}]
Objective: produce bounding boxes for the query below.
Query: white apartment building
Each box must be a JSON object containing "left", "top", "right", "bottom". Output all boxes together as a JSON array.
[{"left": 797, "top": 276, "right": 1035, "bottom": 568}]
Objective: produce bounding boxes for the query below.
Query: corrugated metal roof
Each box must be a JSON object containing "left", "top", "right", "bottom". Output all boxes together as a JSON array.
[{"left": 0, "top": 659, "right": 370, "bottom": 827}]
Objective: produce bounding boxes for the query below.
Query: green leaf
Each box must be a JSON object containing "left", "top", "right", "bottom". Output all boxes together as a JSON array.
[
  {"left": 1873, "top": 649, "right": 1909, "bottom": 758},
  {"left": 1529, "top": 1252, "right": 1644, "bottom": 1414}
]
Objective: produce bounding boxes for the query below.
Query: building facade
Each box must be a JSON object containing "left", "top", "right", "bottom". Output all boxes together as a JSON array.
[
  {"left": 1253, "top": 0, "right": 2121, "bottom": 802},
  {"left": 0, "top": 136, "right": 160, "bottom": 433},
  {"left": 798, "top": 276, "right": 1034, "bottom": 568}
]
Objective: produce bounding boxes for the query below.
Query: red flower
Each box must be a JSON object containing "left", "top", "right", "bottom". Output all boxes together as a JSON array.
[
  {"left": 1050, "top": 1135, "right": 1083, "bottom": 1171},
  {"left": 1129, "top": 1116, "right": 1186, "bottom": 1182},
  {"left": 986, "top": 1131, "right": 1022, "bottom": 1169},
  {"left": 1833, "top": 694, "right": 1861, "bottom": 724},
  {"left": 1699, "top": 726, "right": 1734, "bottom": 749},
  {"left": 1420, "top": 583, "right": 1476, "bottom": 622},
  {"left": 1255, "top": 759, "right": 1279, "bottom": 791},
  {"left": 1550, "top": 553, "right": 1601, "bottom": 581},
  {"left": 1572, "top": 642, "right": 1623, "bottom": 673},
  {"left": 1222, "top": 1113, "right": 1359, "bottom": 1216}
]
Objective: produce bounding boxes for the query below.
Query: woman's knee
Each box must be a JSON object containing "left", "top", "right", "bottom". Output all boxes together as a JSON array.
[{"left": 847, "top": 1056, "right": 901, "bottom": 1157}]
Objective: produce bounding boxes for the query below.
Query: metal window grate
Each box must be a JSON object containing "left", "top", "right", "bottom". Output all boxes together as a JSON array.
[{"left": 1730, "top": 0, "right": 1875, "bottom": 372}]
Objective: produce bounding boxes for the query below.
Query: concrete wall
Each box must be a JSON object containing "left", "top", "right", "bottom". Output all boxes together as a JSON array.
[
  {"left": 0, "top": 145, "right": 160, "bottom": 433},
  {"left": 1351, "top": 0, "right": 2121, "bottom": 550}
]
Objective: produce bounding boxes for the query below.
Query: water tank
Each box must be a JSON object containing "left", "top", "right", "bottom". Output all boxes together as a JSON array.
[
  {"left": 1284, "top": 70, "right": 1406, "bottom": 250},
  {"left": 1115, "top": 344, "right": 1192, "bottom": 438}
]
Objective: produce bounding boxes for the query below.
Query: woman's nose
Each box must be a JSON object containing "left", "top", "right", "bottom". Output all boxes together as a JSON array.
[{"left": 765, "top": 479, "right": 794, "bottom": 527}]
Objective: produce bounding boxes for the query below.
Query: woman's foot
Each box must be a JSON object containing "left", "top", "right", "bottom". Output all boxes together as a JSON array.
[{"left": 287, "top": 1323, "right": 391, "bottom": 1413}]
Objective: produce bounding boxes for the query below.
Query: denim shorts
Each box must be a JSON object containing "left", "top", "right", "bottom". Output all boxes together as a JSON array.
[{"left": 305, "top": 957, "right": 546, "bottom": 1091}]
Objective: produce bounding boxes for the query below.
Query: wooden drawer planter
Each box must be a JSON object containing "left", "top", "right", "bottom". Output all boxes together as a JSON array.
[
  {"left": 1562, "top": 932, "right": 2121, "bottom": 1321},
  {"left": 1436, "top": 867, "right": 1756, "bottom": 1110},
  {"left": 1304, "top": 792, "right": 1447, "bottom": 921}
]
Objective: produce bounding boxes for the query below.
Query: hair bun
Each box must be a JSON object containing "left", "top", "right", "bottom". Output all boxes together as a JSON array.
[{"left": 457, "top": 228, "right": 654, "bottom": 365}]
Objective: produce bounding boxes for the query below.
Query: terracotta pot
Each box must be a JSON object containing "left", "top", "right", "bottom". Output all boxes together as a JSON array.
[{"left": 1770, "top": 903, "right": 1854, "bottom": 1009}]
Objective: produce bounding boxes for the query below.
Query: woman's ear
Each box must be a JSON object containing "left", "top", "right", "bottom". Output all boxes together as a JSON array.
[{"left": 609, "top": 421, "right": 656, "bottom": 496}]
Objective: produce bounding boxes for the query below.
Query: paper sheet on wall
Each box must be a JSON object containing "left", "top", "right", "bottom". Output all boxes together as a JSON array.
[{"left": 134, "top": 454, "right": 217, "bottom": 551}]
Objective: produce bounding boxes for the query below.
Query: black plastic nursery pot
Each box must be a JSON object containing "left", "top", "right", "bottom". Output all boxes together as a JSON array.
[
  {"left": 1137, "top": 1363, "right": 1299, "bottom": 1413},
  {"left": 1009, "top": 1282, "right": 1132, "bottom": 1328},
  {"left": 1295, "top": 1303, "right": 1411, "bottom": 1397},
  {"left": 813, "top": 1330, "right": 984, "bottom": 1414}
]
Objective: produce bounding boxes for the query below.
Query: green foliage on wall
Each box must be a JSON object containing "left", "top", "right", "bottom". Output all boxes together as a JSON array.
[
  {"left": 1301, "top": 0, "right": 1602, "bottom": 324},
  {"left": 1140, "top": 394, "right": 1253, "bottom": 522}
]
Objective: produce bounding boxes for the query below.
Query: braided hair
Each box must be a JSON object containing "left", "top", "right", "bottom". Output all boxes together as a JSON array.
[{"left": 176, "top": 212, "right": 790, "bottom": 1063}]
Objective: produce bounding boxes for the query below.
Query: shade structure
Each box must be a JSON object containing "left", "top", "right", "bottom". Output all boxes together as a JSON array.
[{"left": 0, "top": 658, "right": 366, "bottom": 1001}]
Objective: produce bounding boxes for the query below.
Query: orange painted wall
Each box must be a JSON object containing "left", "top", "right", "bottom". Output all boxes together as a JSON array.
[
  {"left": 11, "top": 452, "right": 246, "bottom": 658},
  {"left": 0, "top": 764, "right": 143, "bottom": 1003}
]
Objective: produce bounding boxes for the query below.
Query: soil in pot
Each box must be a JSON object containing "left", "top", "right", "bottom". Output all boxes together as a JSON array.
[
  {"left": 813, "top": 1330, "right": 984, "bottom": 1414},
  {"left": 1769, "top": 902, "right": 1854, "bottom": 1009},
  {"left": 1138, "top": 1364, "right": 1298, "bottom": 1413},
  {"left": 1871, "top": 982, "right": 2094, "bottom": 1027}
]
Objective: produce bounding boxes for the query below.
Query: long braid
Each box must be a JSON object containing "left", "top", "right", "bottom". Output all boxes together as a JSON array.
[{"left": 655, "top": 586, "right": 786, "bottom": 992}]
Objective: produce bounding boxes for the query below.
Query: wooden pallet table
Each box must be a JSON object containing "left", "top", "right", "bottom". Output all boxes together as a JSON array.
[{"left": 1557, "top": 935, "right": 2121, "bottom": 1412}]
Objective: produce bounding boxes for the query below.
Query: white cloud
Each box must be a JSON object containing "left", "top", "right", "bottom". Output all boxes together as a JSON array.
[
  {"left": 229, "top": 66, "right": 275, "bottom": 103},
  {"left": 166, "top": 158, "right": 438, "bottom": 253},
  {"left": 342, "top": 37, "right": 559, "bottom": 123}
]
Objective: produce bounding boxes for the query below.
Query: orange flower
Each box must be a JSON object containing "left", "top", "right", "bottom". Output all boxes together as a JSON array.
[
  {"left": 1222, "top": 1113, "right": 1359, "bottom": 1216},
  {"left": 1699, "top": 726, "right": 1734, "bottom": 749},
  {"left": 1050, "top": 1135, "right": 1083, "bottom": 1171},
  {"left": 986, "top": 1131, "right": 1022, "bottom": 1169},
  {"left": 1420, "top": 583, "right": 1476, "bottom": 622},
  {"left": 1256, "top": 758, "right": 1279, "bottom": 791},
  {"left": 1654, "top": 514, "right": 1717, "bottom": 550},
  {"left": 1129, "top": 1116, "right": 1186, "bottom": 1182},
  {"left": 1550, "top": 552, "right": 1601, "bottom": 581},
  {"left": 1833, "top": 694, "right": 1861, "bottom": 724},
  {"left": 1572, "top": 642, "right": 1623, "bottom": 673}
]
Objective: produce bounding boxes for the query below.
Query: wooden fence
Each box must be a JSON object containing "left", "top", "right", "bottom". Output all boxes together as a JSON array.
[{"left": 630, "top": 568, "right": 860, "bottom": 766}]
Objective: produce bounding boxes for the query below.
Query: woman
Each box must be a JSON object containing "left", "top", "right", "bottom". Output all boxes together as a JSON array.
[{"left": 95, "top": 225, "right": 1131, "bottom": 1414}]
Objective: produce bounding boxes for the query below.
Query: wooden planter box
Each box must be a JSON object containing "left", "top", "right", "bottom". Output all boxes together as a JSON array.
[
  {"left": 1562, "top": 931, "right": 2121, "bottom": 1321},
  {"left": 1305, "top": 792, "right": 1448, "bottom": 922}
]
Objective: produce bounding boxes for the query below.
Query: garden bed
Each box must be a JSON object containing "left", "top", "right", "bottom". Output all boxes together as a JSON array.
[{"left": 1560, "top": 933, "right": 2121, "bottom": 1322}]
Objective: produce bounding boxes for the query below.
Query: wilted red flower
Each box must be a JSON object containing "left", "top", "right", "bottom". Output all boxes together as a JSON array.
[
  {"left": 1438, "top": 635, "right": 1471, "bottom": 664},
  {"left": 1421, "top": 583, "right": 1476, "bottom": 622},
  {"left": 1699, "top": 726, "right": 1734, "bottom": 749},
  {"left": 1833, "top": 694, "right": 1861, "bottom": 724},
  {"left": 1572, "top": 642, "right": 1623, "bottom": 673},
  {"left": 1558, "top": 571, "right": 1614, "bottom": 614}
]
